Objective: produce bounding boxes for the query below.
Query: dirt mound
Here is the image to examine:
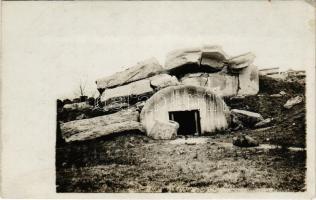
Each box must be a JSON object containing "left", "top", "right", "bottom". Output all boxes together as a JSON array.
[
  {"left": 225, "top": 75, "right": 306, "bottom": 147},
  {"left": 259, "top": 74, "right": 305, "bottom": 95}
]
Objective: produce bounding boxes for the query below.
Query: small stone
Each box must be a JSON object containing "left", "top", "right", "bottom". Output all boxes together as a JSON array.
[
  {"left": 270, "top": 94, "right": 282, "bottom": 97},
  {"left": 279, "top": 91, "right": 286, "bottom": 96},
  {"left": 254, "top": 118, "right": 273, "bottom": 128},
  {"left": 284, "top": 96, "right": 303, "bottom": 109},
  {"left": 126, "top": 142, "right": 135, "bottom": 148},
  {"left": 233, "top": 135, "right": 259, "bottom": 147}
]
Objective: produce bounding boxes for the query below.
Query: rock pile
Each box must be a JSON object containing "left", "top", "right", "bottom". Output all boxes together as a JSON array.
[
  {"left": 96, "top": 45, "right": 259, "bottom": 108},
  {"left": 60, "top": 45, "right": 261, "bottom": 142}
]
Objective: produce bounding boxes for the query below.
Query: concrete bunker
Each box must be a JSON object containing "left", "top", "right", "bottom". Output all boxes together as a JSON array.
[{"left": 140, "top": 85, "right": 230, "bottom": 136}]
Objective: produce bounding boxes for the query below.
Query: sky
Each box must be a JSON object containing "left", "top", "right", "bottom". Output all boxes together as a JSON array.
[{"left": 3, "top": 1, "right": 315, "bottom": 99}]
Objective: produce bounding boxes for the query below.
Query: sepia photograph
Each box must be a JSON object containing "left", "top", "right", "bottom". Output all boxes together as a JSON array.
[
  {"left": 53, "top": 1, "right": 313, "bottom": 193},
  {"left": 1, "top": 0, "right": 315, "bottom": 198}
]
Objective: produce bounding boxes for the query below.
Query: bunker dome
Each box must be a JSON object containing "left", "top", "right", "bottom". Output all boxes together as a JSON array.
[{"left": 140, "top": 85, "right": 230, "bottom": 136}]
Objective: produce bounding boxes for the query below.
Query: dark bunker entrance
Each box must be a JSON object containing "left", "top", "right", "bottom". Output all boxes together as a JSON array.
[{"left": 169, "top": 110, "right": 201, "bottom": 136}]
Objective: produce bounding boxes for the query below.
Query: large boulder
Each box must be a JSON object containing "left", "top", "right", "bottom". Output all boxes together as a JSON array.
[
  {"left": 200, "top": 45, "right": 230, "bottom": 71},
  {"left": 165, "top": 47, "right": 202, "bottom": 71},
  {"left": 148, "top": 120, "right": 179, "bottom": 140},
  {"left": 233, "top": 135, "right": 259, "bottom": 147},
  {"left": 164, "top": 45, "right": 229, "bottom": 73},
  {"left": 237, "top": 64, "right": 259, "bottom": 96},
  {"left": 283, "top": 96, "right": 303, "bottom": 109},
  {"left": 231, "top": 109, "right": 264, "bottom": 127},
  {"left": 150, "top": 74, "right": 179, "bottom": 90},
  {"left": 100, "top": 79, "right": 154, "bottom": 103},
  {"left": 96, "top": 57, "right": 163, "bottom": 89},
  {"left": 60, "top": 107, "right": 140, "bottom": 142},
  {"left": 180, "top": 72, "right": 239, "bottom": 97},
  {"left": 65, "top": 121, "right": 144, "bottom": 142},
  {"left": 227, "top": 52, "right": 255, "bottom": 70}
]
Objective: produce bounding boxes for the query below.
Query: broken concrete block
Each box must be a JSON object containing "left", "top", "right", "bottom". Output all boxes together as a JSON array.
[
  {"left": 180, "top": 72, "right": 238, "bottom": 97},
  {"left": 61, "top": 107, "right": 140, "bottom": 141},
  {"left": 228, "top": 52, "right": 255, "bottom": 70},
  {"left": 231, "top": 109, "right": 264, "bottom": 127},
  {"left": 148, "top": 120, "right": 179, "bottom": 140},
  {"left": 200, "top": 45, "right": 229, "bottom": 71},
  {"left": 206, "top": 73, "right": 239, "bottom": 96},
  {"left": 100, "top": 79, "right": 154, "bottom": 103},
  {"left": 64, "top": 121, "right": 145, "bottom": 142},
  {"left": 150, "top": 74, "right": 179, "bottom": 90},
  {"left": 284, "top": 96, "right": 303, "bottom": 109},
  {"left": 164, "top": 45, "right": 229, "bottom": 73},
  {"left": 164, "top": 47, "right": 202, "bottom": 71},
  {"left": 233, "top": 135, "right": 259, "bottom": 147},
  {"left": 237, "top": 64, "right": 259, "bottom": 96},
  {"left": 96, "top": 57, "right": 163, "bottom": 89}
]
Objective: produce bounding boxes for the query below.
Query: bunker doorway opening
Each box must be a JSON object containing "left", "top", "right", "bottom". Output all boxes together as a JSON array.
[{"left": 169, "top": 110, "right": 201, "bottom": 136}]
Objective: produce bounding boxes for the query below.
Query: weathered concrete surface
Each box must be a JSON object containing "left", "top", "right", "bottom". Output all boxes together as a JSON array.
[
  {"left": 200, "top": 45, "right": 230, "bottom": 71},
  {"left": 181, "top": 72, "right": 239, "bottom": 97},
  {"left": 180, "top": 64, "right": 259, "bottom": 97},
  {"left": 237, "top": 64, "right": 259, "bottom": 96},
  {"left": 64, "top": 121, "right": 144, "bottom": 142},
  {"left": 284, "top": 96, "right": 303, "bottom": 109},
  {"left": 228, "top": 52, "right": 255, "bottom": 70},
  {"left": 61, "top": 107, "right": 140, "bottom": 142},
  {"left": 150, "top": 74, "right": 179, "bottom": 90},
  {"left": 148, "top": 120, "right": 179, "bottom": 140},
  {"left": 164, "top": 47, "right": 202, "bottom": 71},
  {"left": 141, "top": 85, "right": 230, "bottom": 135},
  {"left": 231, "top": 109, "right": 264, "bottom": 127},
  {"left": 233, "top": 135, "right": 259, "bottom": 147},
  {"left": 96, "top": 57, "right": 163, "bottom": 89},
  {"left": 101, "top": 74, "right": 180, "bottom": 104},
  {"left": 164, "top": 46, "right": 229, "bottom": 72},
  {"left": 100, "top": 79, "right": 154, "bottom": 103}
]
